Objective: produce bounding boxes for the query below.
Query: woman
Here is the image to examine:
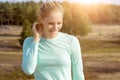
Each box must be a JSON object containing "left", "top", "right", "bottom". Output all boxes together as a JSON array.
[{"left": 21, "top": 1, "right": 85, "bottom": 80}]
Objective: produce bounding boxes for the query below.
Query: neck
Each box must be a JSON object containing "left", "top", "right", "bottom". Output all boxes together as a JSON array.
[{"left": 42, "top": 32, "right": 59, "bottom": 39}]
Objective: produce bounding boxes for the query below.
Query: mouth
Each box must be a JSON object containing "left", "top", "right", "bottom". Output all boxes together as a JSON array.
[
  {"left": 50, "top": 31, "right": 57, "bottom": 33},
  {"left": 50, "top": 30, "right": 58, "bottom": 34}
]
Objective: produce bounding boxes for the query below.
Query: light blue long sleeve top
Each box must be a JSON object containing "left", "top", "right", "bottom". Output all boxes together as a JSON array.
[{"left": 21, "top": 32, "right": 85, "bottom": 80}]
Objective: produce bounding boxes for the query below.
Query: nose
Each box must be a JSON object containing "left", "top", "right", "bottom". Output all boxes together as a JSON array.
[{"left": 52, "top": 24, "right": 58, "bottom": 30}]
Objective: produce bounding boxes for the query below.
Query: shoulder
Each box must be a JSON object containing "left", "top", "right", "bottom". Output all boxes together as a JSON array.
[
  {"left": 60, "top": 32, "right": 78, "bottom": 41},
  {"left": 59, "top": 32, "right": 79, "bottom": 46},
  {"left": 24, "top": 36, "right": 34, "bottom": 41},
  {"left": 23, "top": 36, "right": 34, "bottom": 43},
  {"left": 60, "top": 32, "right": 74, "bottom": 39}
]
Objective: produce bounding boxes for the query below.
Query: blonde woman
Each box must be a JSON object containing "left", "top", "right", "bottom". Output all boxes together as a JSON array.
[{"left": 21, "top": 1, "right": 85, "bottom": 80}]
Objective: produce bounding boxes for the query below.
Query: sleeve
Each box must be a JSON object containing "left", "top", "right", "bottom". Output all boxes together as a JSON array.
[
  {"left": 70, "top": 36, "right": 85, "bottom": 80},
  {"left": 21, "top": 37, "right": 39, "bottom": 75}
]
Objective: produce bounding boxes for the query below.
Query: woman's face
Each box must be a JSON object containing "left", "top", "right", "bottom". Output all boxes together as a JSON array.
[{"left": 41, "top": 10, "right": 63, "bottom": 38}]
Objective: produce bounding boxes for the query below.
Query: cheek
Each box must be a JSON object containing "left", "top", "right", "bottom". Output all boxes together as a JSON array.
[
  {"left": 43, "top": 25, "right": 51, "bottom": 32},
  {"left": 43, "top": 26, "right": 48, "bottom": 32},
  {"left": 59, "top": 24, "right": 62, "bottom": 30},
  {"left": 42, "top": 23, "right": 48, "bottom": 29}
]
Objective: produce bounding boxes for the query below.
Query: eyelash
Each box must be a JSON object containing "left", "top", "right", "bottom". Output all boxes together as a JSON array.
[
  {"left": 48, "top": 23, "right": 61, "bottom": 25},
  {"left": 58, "top": 23, "right": 61, "bottom": 25}
]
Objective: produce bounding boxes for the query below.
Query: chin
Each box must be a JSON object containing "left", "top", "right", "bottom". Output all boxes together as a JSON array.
[{"left": 51, "top": 32, "right": 58, "bottom": 37}]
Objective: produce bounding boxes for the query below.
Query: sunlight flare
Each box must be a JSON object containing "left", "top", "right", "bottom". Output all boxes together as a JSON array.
[{"left": 76, "top": 0, "right": 102, "bottom": 4}]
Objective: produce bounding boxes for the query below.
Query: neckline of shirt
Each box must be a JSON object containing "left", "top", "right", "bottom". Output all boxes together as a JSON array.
[{"left": 41, "top": 32, "right": 62, "bottom": 42}]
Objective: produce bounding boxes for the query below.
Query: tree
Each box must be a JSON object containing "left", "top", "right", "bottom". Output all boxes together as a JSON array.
[
  {"left": 19, "top": 19, "right": 33, "bottom": 46},
  {"left": 61, "top": 2, "right": 91, "bottom": 36}
]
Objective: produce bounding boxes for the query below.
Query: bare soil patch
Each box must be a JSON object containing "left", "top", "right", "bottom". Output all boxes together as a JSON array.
[{"left": 0, "top": 25, "right": 120, "bottom": 80}]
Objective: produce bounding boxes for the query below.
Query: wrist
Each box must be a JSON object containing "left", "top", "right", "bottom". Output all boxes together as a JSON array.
[{"left": 33, "top": 36, "right": 41, "bottom": 42}]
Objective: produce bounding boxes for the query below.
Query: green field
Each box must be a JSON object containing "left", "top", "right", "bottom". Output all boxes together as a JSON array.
[{"left": 0, "top": 25, "right": 120, "bottom": 80}]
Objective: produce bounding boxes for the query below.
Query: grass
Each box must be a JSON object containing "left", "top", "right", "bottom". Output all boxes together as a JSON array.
[
  {"left": 0, "top": 53, "right": 34, "bottom": 80},
  {"left": 80, "top": 38, "right": 120, "bottom": 54},
  {"left": 0, "top": 25, "right": 120, "bottom": 80},
  {"left": 0, "top": 67, "right": 34, "bottom": 80},
  {"left": 82, "top": 44, "right": 120, "bottom": 54}
]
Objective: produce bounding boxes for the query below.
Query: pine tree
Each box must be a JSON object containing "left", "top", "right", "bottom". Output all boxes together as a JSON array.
[{"left": 19, "top": 19, "right": 33, "bottom": 46}]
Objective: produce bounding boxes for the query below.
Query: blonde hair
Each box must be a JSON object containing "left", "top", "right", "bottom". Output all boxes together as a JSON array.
[
  {"left": 36, "top": 1, "right": 64, "bottom": 31},
  {"left": 39, "top": 1, "right": 64, "bottom": 19}
]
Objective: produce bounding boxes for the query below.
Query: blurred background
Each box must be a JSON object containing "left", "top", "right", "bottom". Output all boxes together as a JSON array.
[{"left": 0, "top": 0, "right": 120, "bottom": 80}]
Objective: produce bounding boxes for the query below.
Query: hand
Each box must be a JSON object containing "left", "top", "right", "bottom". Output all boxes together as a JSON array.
[{"left": 32, "top": 22, "right": 43, "bottom": 42}]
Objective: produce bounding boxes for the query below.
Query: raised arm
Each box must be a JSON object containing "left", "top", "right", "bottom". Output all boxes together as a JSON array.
[
  {"left": 21, "top": 22, "right": 42, "bottom": 75},
  {"left": 21, "top": 37, "right": 39, "bottom": 75}
]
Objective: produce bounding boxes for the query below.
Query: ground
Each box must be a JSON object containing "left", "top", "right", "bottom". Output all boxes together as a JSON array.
[{"left": 0, "top": 24, "right": 120, "bottom": 80}]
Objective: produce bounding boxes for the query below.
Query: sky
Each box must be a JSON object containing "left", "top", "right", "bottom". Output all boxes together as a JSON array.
[{"left": 0, "top": 0, "right": 120, "bottom": 5}]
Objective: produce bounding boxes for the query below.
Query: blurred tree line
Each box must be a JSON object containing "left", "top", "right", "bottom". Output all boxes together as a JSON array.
[
  {"left": 0, "top": 1, "right": 40, "bottom": 25},
  {"left": 0, "top": 1, "right": 120, "bottom": 25},
  {"left": 82, "top": 4, "right": 120, "bottom": 24},
  {"left": 0, "top": 1, "right": 120, "bottom": 45}
]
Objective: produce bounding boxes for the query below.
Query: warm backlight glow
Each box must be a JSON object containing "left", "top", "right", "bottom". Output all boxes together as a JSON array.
[{"left": 77, "top": 0, "right": 102, "bottom": 4}]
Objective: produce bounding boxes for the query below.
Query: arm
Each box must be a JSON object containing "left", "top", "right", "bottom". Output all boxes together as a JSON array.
[
  {"left": 21, "top": 37, "right": 39, "bottom": 75},
  {"left": 71, "top": 36, "right": 85, "bottom": 80},
  {"left": 21, "top": 22, "right": 42, "bottom": 75}
]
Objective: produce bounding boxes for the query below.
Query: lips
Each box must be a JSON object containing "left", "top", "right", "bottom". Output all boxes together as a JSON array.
[
  {"left": 50, "top": 29, "right": 57, "bottom": 32},
  {"left": 49, "top": 30, "right": 58, "bottom": 35},
  {"left": 50, "top": 31, "right": 57, "bottom": 34}
]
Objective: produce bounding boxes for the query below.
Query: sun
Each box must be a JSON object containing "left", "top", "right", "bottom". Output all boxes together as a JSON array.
[{"left": 77, "top": 0, "right": 102, "bottom": 4}]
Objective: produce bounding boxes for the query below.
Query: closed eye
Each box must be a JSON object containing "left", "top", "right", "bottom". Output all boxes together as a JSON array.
[
  {"left": 48, "top": 23, "right": 54, "bottom": 25},
  {"left": 57, "top": 22, "right": 61, "bottom": 25}
]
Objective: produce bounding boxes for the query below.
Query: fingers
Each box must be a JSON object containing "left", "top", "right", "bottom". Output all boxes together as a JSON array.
[
  {"left": 33, "top": 22, "right": 39, "bottom": 28},
  {"left": 32, "top": 22, "right": 43, "bottom": 38},
  {"left": 32, "top": 22, "right": 41, "bottom": 42},
  {"left": 32, "top": 22, "right": 39, "bottom": 32}
]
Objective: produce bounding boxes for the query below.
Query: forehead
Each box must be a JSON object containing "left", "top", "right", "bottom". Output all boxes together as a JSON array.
[{"left": 43, "top": 10, "right": 63, "bottom": 22}]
